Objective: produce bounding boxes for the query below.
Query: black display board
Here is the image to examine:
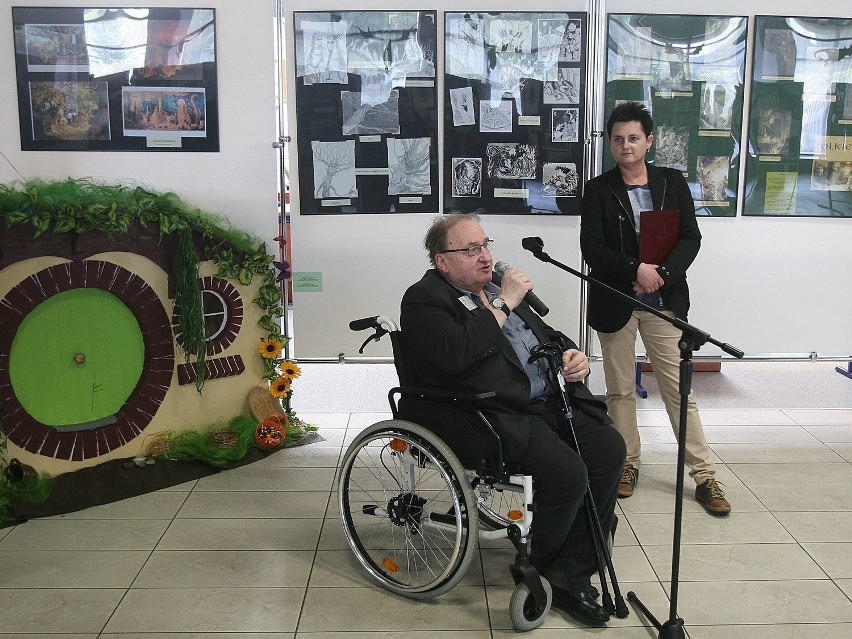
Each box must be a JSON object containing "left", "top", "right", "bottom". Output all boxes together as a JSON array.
[
  {"left": 605, "top": 14, "right": 748, "bottom": 217},
  {"left": 292, "top": 11, "right": 439, "bottom": 214},
  {"left": 11, "top": 6, "right": 219, "bottom": 152},
  {"left": 443, "top": 12, "right": 587, "bottom": 215},
  {"left": 744, "top": 16, "right": 852, "bottom": 217}
]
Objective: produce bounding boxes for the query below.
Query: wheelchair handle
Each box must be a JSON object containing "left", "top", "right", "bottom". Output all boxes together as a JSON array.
[
  {"left": 350, "top": 315, "right": 400, "bottom": 353},
  {"left": 349, "top": 316, "right": 380, "bottom": 331}
]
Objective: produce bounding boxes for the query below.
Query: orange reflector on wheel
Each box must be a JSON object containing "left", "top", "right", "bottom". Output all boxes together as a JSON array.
[
  {"left": 389, "top": 438, "right": 408, "bottom": 452},
  {"left": 382, "top": 557, "right": 400, "bottom": 572},
  {"left": 507, "top": 509, "right": 524, "bottom": 521}
]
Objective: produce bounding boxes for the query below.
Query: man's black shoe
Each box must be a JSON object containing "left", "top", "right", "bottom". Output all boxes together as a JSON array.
[{"left": 551, "top": 587, "right": 610, "bottom": 627}]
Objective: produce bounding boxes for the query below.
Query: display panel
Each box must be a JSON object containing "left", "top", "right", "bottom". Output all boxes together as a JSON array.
[
  {"left": 605, "top": 14, "right": 748, "bottom": 217},
  {"left": 292, "top": 11, "right": 438, "bottom": 214},
  {"left": 11, "top": 6, "right": 219, "bottom": 152},
  {"left": 444, "top": 11, "right": 587, "bottom": 215},
  {"left": 744, "top": 16, "right": 852, "bottom": 217}
]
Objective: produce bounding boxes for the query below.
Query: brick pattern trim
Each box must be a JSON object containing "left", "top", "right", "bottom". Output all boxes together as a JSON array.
[
  {"left": 176, "top": 355, "right": 245, "bottom": 386},
  {"left": 0, "top": 261, "right": 175, "bottom": 460}
]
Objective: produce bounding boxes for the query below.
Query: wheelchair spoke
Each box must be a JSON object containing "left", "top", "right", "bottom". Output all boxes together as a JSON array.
[{"left": 338, "top": 421, "right": 478, "bottom": 597}]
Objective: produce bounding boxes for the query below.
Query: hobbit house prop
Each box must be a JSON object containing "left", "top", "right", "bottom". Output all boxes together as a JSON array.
[{"left": 0, "top": 179, "right": 314, "bottom": 523}]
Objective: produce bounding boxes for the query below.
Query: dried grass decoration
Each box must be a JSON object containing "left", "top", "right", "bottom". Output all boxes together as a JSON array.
[
  {"left": 209, "top": 429, "right": 239, "bottom": 449},
  {"left": 152, "top": 416, "right": 258, "bottom": 467}
]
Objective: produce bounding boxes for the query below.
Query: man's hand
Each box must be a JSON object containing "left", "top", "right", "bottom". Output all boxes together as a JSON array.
[
  {"left": 498, "top": 267, "right": 533, "bottom": 309},
  {"left": 633, "top": 262, "right": 664, "bottom": 294},
  {"left": 561, "top": 348, "right": 589, "bottom": 382}
]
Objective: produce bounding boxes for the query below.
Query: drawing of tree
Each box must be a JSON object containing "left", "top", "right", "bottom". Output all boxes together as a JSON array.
[{"left": 312, "top": 141, "right": 356, "bottom": 199}]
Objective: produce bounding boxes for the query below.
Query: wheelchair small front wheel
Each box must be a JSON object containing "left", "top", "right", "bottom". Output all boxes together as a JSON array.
[{"left": 509, "top": 576, "right": 552, "bottom": 631}]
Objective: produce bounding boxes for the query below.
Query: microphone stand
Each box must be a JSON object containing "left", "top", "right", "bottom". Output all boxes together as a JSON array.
[{"left": 522, "top": 237, "right": 743, "bottom": 639}]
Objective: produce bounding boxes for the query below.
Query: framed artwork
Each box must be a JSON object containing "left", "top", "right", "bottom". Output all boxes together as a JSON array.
[
  {"left": 744, "top": 16, "right": 852, "bottom": 217},
  {"left": 293, "top": 11, "right": 438, "bottom": 214},
  {"left": 444, "top": 12, "right": 587, "bottom": 215},
  {"left": 605, "top": 14, "right": 748, "bottom": 217},
  {"left": 11, "top": 7, "right": 219, "bottom": 152}
]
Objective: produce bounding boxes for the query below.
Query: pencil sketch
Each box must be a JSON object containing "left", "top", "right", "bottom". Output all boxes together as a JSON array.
[
  {"left": 756, "top": 107, "right": 791, "bottom": 155},
  {"left": 450, "top": 86, "right": 476, "bottom": 126},
  {"left": 762, "top": 28, "right": 797, "bottom": 78},
  {"left": 699, "top": 84, "right": 734, "bottom": 131},
  {"left": 302, "top": 20, "right": 348, "bottom": 85},
  {"left": 486, "top": 143, "right": 537, "bottom": 179},
  {"left": 537, "top": 19, "right": 567, "bottom": 68},
  {"left": 552, "top": 108, "right": 579, "bottom": 143},
  {"left": 610, "top": 26, "right": 652, "bottom": 77},
  {"left": 844, "top": 89, "right": 852, "bottom": 120},
  {"left": 655, "top": 125, "right": 690, "bottom": 172},
  {"left": 811, "top": 160, "right": 852, "bottom": 191},
  {"left": 312, "top": 140, "right": 357, "bottom": 199},
  {"left": 542, "top": 163, "right": 578, "bottom": 197},
  {"left": 480, "top": 100, "right": 513, "bottom": 133},
  {"left": 341, "top": 89, "right": 400, "bottom": 136},
  {"left": 388, "top": 137, "right": 431, "bottom": 195},
  {"left": 452, "top": 157, "right": 483, "bottom": 197},
  {"left": 489, "top": 19, "right": 533, "bottom": 54},
  {"left": 490, "top": 51, "right": 534, "bottom": 106},
  {"left": 696, "top": 156, "right": 729, "bottom": 202},
  {"left": 544, "top": 67, "right": 580, "bottom": 104},
  {"left": 446, "top": 15, "right": 486, "bottom": 80},
  {"left": 558, "top": 19, "right": 582, "bottom": 62}
]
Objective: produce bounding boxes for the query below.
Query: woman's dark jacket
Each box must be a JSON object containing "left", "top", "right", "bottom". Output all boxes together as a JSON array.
[{"left": 580, "top": 163, "right": 701, "bottom": 333}]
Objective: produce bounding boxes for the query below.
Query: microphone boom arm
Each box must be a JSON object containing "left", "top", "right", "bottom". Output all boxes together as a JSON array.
[{"left": 522, "top": 238, "right": 743, "bottom": 359}]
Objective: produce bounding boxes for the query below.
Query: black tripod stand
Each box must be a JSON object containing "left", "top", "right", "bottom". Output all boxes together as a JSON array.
[{"left": 521, "top": 236, "right": 743, "bottom": 638}]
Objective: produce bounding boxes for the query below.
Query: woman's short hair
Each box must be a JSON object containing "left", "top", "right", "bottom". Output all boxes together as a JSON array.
[{"left": 606, "top": 101, "right": 653, "bottom": 138}]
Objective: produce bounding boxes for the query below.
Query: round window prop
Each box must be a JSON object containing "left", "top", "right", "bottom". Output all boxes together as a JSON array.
[{"left": 254, "top": 414, "right": 289, "bottom": 449}]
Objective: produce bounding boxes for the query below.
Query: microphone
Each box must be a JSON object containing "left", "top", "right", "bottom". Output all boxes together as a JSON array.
[
  {"left": 521, "top": 236, "right": 545, "bottom": 254},
  {"left": 492, "top": 260, "right": 550, "bottom": 317}
]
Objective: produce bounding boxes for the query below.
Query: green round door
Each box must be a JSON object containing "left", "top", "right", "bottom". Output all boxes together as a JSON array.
[{"left": 9, "top": 288, "right": 145, "bottom": 427}]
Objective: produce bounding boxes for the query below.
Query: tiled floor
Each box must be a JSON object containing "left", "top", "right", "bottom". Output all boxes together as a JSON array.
[{"left": 2, "top": 367, "right": 852, "bottom": 638}]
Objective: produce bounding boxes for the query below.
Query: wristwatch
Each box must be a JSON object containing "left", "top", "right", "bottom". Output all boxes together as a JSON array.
[{"left": 491, "top": 297, "right": 511, "bottom": 316}]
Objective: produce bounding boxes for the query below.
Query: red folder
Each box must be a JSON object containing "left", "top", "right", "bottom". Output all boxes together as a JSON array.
[{"left": 639, "top": 209, "right": 680, "bottom": 265}]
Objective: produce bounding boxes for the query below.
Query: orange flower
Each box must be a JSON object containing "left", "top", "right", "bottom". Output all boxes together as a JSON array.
[
  {"left": 269, "top": 376, "right": 292, "bottom": 398},
  {"left": 278, "top": 360, "right": 302, "bottom": 380},
  {"left": 258, "top": 337, "right": 283, "bottom": 359}
]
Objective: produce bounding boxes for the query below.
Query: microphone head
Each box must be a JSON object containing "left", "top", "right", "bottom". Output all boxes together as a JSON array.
[
  {"left": 494, "top": 260, "right": 510, "bottom": 276},
  {"left": 521, "top": 237, "right": 544, "bottom": 252}
]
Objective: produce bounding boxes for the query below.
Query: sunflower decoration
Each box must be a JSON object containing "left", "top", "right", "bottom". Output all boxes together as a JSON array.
[
  {"left": 269, "top": 375, "right": 292, "bottom": 398},
  {"left": 258, "top": 337, "right": 283, "bottom": 359},
  {"left": 278, "top": 360, "right": 302, "bottom": 380}
]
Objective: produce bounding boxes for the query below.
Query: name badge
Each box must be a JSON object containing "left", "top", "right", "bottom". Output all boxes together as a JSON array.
[{"left": 458, "top": 295, "right": 478, "bottom": 311}]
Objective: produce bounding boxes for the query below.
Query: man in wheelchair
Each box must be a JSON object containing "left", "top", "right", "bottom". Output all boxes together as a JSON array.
[{"left": 400, "top": 212, "right": 626, "bottom": 627}]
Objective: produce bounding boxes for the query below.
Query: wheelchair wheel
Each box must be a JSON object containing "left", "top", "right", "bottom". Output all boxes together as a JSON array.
[
  {"left": 473, "top": 475, "right": 526, "bottom": 531},
  {"left": 338, "top": 420, "right": 478, "bottom": 599},
  {"left": 509, "top": 576, "right": 552, "bottom": 631}
]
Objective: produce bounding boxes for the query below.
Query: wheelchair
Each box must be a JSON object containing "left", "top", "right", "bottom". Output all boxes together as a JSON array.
[{"left": 339, "top": 315, "right": 624, "bottom": 630}]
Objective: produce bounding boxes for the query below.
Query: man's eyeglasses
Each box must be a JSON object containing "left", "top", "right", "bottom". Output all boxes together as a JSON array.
[{"left": 439, "top": 239, "right": 494, "bottom": 258}]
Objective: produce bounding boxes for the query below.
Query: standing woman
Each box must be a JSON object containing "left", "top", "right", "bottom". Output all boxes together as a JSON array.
[{"left": 580, "top": 101, "right": 730, "bottom": 515}]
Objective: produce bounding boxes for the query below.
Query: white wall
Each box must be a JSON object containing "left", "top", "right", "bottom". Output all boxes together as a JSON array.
[
  {"left": 287, "top": 0, "right": 852, "bottom": 360},
  {"left": 0, "top": 0, "right": 279, "bottom": 255}
]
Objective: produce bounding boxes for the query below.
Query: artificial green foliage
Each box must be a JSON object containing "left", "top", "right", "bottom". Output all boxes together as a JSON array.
[
  {"left": 174, "top": 229, "right": 207, "bottom": 390},
  {"left": 153, "top": 415, "right": 258, "bottom": 467},
  {"left": 0, "top": 473, "right": 53, "bottom": 528}
]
